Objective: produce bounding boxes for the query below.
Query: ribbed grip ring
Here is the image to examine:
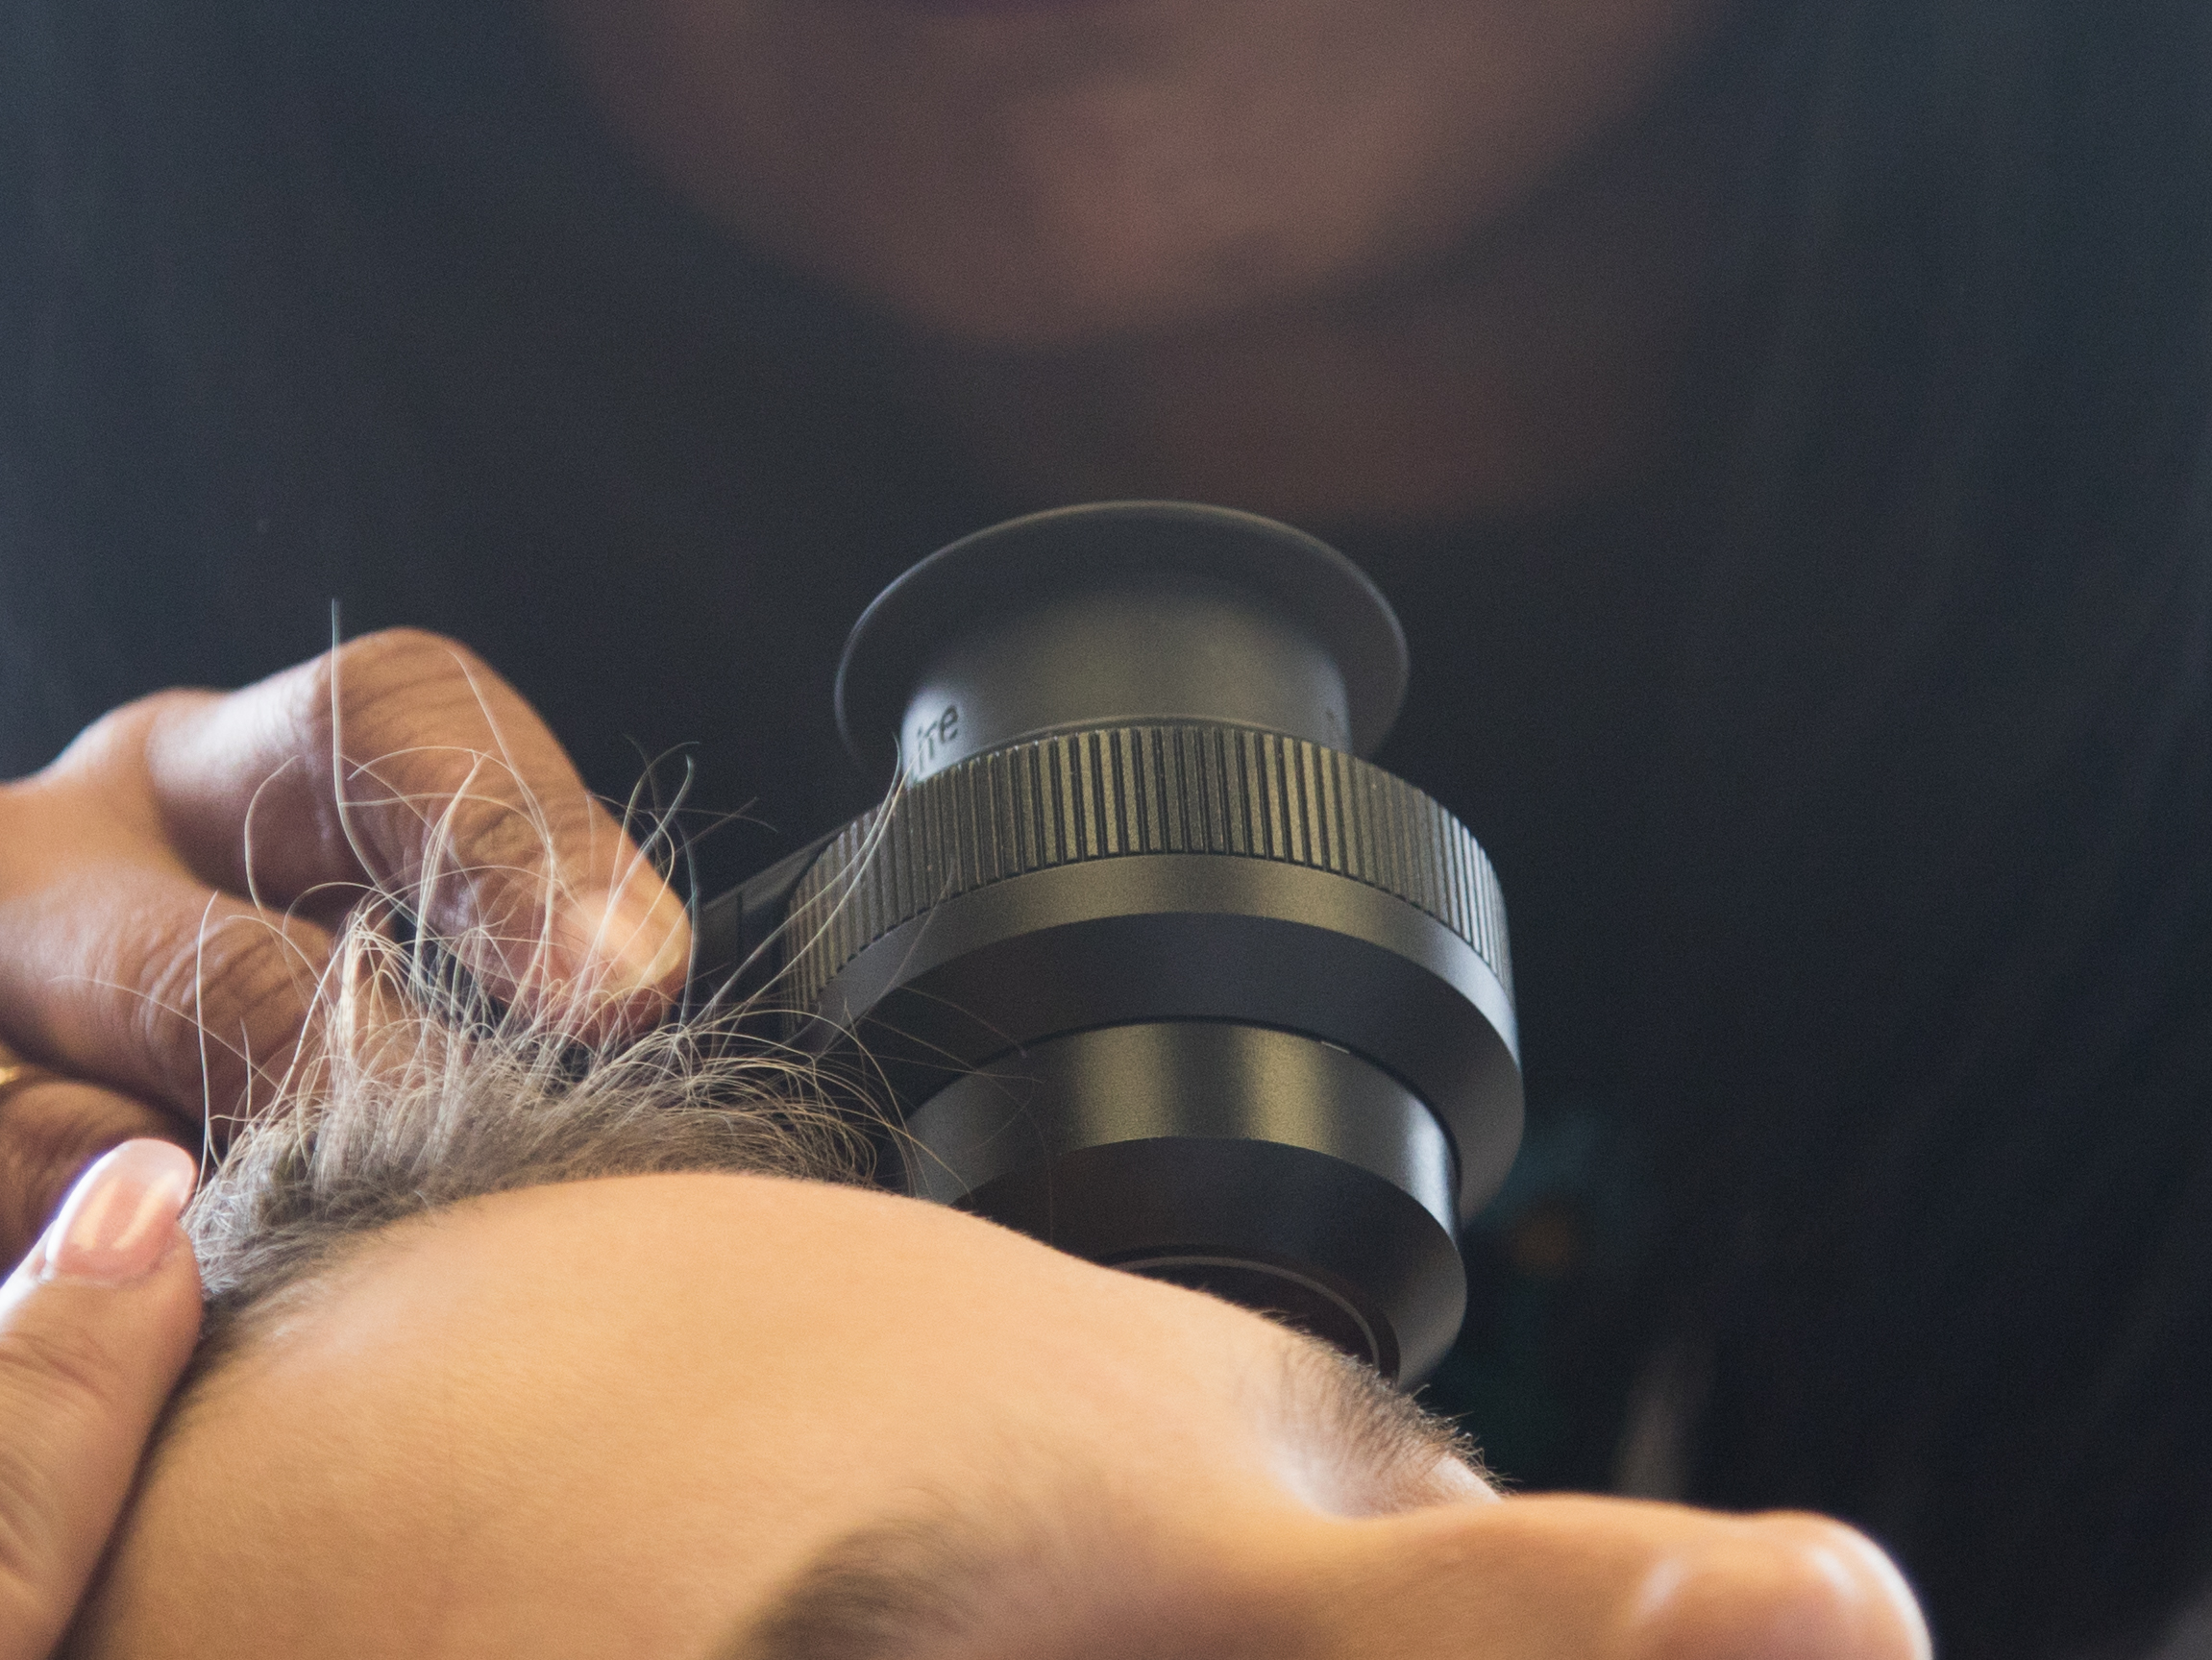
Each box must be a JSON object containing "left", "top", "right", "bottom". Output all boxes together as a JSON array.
[{"left": 787, "top": 724, "right": 1511, "bottom": 1017}]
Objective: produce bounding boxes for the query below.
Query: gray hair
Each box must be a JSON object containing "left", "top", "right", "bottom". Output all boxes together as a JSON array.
[{"left": 185, "top": 894, "right": 874, "bottom": 1367}]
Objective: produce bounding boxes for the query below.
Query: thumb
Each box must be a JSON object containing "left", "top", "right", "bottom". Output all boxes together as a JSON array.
[{"left": 0, "top": 1142, "right": 201, "bottom": 1660}]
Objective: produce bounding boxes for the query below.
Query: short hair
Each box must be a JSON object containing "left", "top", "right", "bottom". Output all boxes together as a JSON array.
[{"left": 184, "top": 871, "right": 874, "bottom": 1377}]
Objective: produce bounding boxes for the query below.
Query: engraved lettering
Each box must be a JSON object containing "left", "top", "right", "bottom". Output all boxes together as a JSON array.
[{"left": 909, "top": 704, "right": 962, "bottom": 771}]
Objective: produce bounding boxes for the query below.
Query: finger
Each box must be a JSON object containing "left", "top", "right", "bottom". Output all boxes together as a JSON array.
[
  {"left": 0, "top": 1075, "right": 183, "bottom": 1268},
  {"left": 0, "top": 863, "right": 332, "bottom": 1127},
  {"left": 135, "top": 630, "right": 691, "bottom": 1018},
  {"left": 1286, "top": 1493, "right": 1930, "bottom": 1660},
  {"left": 0, "top": 1141, "right": 201, "bottom": 1660}
]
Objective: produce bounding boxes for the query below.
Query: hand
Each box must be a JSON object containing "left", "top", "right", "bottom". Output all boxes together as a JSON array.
[
  {"left": 0, "top": 629, "right": 692, "bottom": 1262},
  {"left": 0, "top": 1139, "right": 200, "bottom": 1660}
]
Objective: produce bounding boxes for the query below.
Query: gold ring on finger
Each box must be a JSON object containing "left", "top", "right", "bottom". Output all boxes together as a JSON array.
[{"left": 0, "top": 1061, "right": 64, "bottom": 1110}]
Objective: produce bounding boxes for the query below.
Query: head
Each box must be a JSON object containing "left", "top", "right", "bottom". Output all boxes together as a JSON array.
[
  {"left": 12, "top": 4, "right": 2212, "bottom": 1656},
  {"left": 66, "top": 893, "right": 1501, "bottom": 1656},
  {"left": 63, "top": 877, "right": 1921, "bottom": 1659}
]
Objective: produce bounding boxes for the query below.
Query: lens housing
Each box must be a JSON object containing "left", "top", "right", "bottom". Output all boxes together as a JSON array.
[{"left": 708, "top": 502, "right": 1523, "bottom": 1380}]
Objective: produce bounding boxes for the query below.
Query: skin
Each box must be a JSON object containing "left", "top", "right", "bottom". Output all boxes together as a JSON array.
[
  {"left": 72, "top": 1174, "right": 1929, "bottom": 1659},
  {"left": 547, "top": 0, "right": 1741, "bottom": 520},
  {"left": 0, "top": 1140, "right": 201, "bottom": 1660},
  {"left": 0, "top": 0, "right": 1738, "bottom": 1264},
  {"left": 0, "top": 2, "right": 1801, "bottom": 1648},
  {"left": 549, "top": 0, "right": 1729, "bottom": 343},
  {"left": 0, "top": 631, "right": 691, "bottom": 1260}
]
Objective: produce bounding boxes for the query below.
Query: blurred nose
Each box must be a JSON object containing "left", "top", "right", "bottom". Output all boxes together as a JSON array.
[{"left": 1216, "top": 1495, "right": 1932, "bottom": 1660}]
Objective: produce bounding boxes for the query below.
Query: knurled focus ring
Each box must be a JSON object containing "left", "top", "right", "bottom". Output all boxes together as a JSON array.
[{"left": 787, "top": 723, "right": 1510, "bottom": 1016}]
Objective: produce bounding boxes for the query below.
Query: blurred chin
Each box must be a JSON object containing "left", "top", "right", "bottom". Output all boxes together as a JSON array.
[
  {"left": 550, "top": 0, "right": 1731, "bottom": 346},
  {"left": 787, "top": 158, "right": 1448, "bottom": 348}
]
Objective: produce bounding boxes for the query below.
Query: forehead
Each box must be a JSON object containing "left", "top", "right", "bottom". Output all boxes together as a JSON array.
[{"left": 80, "top": 1174, "right": 1331, "bottom": 1658}]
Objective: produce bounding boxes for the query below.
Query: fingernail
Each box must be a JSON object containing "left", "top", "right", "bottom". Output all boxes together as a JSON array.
[
  {"left": 42, "top": 1140, "right": 199, "bottom": 1286},
  {"left": 557, "top": 880, "right": 691, "bottom": 997}
]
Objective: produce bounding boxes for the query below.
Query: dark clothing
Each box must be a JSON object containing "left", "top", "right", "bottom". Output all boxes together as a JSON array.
[{"left": 4, "top": 4, "right": 2210, "bottom": 1654}]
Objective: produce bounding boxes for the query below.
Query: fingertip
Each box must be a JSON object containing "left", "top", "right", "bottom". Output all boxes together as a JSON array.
[
  {"left": 550, "top": 878, "right": 693, "bottom": 1010},
  {"left": 38, "top": 1140, "right": 200, "bottom": 1289}
]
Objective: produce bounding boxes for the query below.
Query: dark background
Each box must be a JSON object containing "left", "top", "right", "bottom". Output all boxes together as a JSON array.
[{"left": 4, "top": 2, "right": 2211, "bottom": 1653}]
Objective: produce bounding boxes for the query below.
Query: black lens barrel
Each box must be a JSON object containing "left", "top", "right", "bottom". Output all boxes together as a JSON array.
[
  {"left": 709, "top": 502, "right": 1523, "bottom": 1381},
  {"left": 836, "top": 500, "right": 1411, "bottom": 774}
]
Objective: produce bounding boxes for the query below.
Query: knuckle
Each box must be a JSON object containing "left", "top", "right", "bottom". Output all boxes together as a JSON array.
[
  {"left": 135, "top": 916, "right": 309, "bottom": 1116},
  {"left": 333, "top": 629, "right": 493, "bottom": 733},
  {"left": 3, "top": 691, "right": 232, "bottom": 907},
  {"left": 41, "top": 689, "right": 212, "bottom": 786},
  {"left": 314, "top": 630, "right": 594, "bottom": 904},
  {"left": 3, "top": 692, "right": 218, "bottom": 871},
  {"left": 442, "top": 784, "right": 571, "bottom": 886},
  {"left": 392, "top": 758, "right": 564, "bottom": 914},
  {"left": 40, "top": 702, "right": 149, "bottom": 781},
  {"left": 307, "top": 629, "right": 490, "bottom": 769},
  {"left": 344, "top": 624, "right": 481, "bottom": 670}
]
